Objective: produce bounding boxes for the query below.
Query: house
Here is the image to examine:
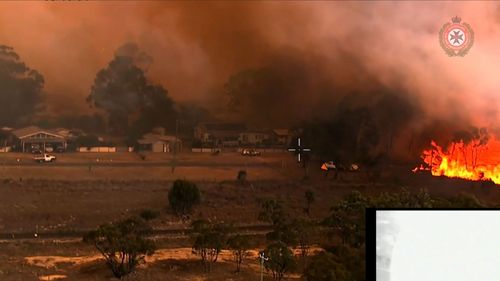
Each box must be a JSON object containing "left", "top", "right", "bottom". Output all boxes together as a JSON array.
[
  {"left": 0, "top": 127, "right": 12, "bottom": 151},
  {"left": 194, "top": 122, "right": 246, "bottom": 147},
  {"left": 239, "top": 131, "right": 270, "bottom": 146},
  {"left": 12, "top": 126, "right": 67, "bottom": 152},
  {"left": 138, "top": 133, "right": 181, "bottom": 153},
  {"left": 271, "top": 129, "right": 292, "bottom": 146}
]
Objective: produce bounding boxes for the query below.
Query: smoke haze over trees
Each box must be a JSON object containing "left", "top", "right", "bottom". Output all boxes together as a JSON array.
[
  {"left": 0, "top": 2, "right": 497, "bottom": 152},
  {"left": 87, "top": 43, "right": 176, "bottom": 137},
  {"left": 0, "top": 3, "right": 498, "bottom": 126},
  {"left": 0, "top": 45, "right": 44, "bottom": 126}
]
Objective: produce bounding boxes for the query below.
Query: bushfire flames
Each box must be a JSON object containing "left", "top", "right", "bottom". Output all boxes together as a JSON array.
[{"left": 413, "top": 138, "right": 500, "bottom": 185}]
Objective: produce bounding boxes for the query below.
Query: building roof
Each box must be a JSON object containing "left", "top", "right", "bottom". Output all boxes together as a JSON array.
[
  {"left": 272, "top": 129, "right": 290, "bottom": 136},
  {"left": 200, "top": 122, "right": 246, "bottom": 132},
  {"left": 12, "top": 126, "right": 65, "bottom": 139},
  {"left": 138, "top": 133, "right": 180, "bottom": 145},
  {"left": 240, "top": 131, "right": 269, "bottom": 135}
]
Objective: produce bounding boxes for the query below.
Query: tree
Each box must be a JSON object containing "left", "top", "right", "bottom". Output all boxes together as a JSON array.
[
  {"left": 73, "top": 134, "right": 101, "bottom": 147},
  {"left": 374, "top": 189, "right": 435, "bottom": 208},
  {"left": 191, "top": 219, "right": 228, "bottom": 272},
  {"left": 224, "top": 68, "right": 290, "bottom": 126},
  {"left": 139, "top": 209, "right": 160, "bottom": 221},
  {"left": 263, "top": 241, "right": 296, "bottom": 281},
  {"left": 57, "top": 113, "right": 106, "bottom": 134},
  {"left": 323, "top": 191, "right": 370, "bottom": 248},
  {"left": 304, "top": 251, "right": 350, "bottom": 281},
  {"left": 291, "top": 217, "right": 317, "bottom": 270},
  {"left": 304, "top": 190, "right": 315, "bottom": 216},
  {"left": 439, "top": 193, "right": 486, "bottom": 208},
  {"left": 301, "top": 107, "right": 380, "bottom": 165},
  {"left": 227, "top": 234, "right": 251, "bottom": 273},
  {"left": 83, "top": 217, "right": 155, "bottom": 279},
  {"left": 326, "top": 245, "right": 365, "bottom": 281},
  {"left": 0, "top": 45, "right": 44, "bottom": 126},
  {"left": 257, "top": 199, "right": 287, "bottom": 226},
  {"left": 258, "top": 199, "right": 298, "bottom": 246},
  {"left": 87, "top": 43, "right": 176, "bottom": 137},
  {"left": 168, "top": 179, "right": 201, "bottom": 216}
]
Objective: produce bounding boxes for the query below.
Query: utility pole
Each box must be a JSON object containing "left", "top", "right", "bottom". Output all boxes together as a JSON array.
[
  {"left": 259, "top": 252, "right": 268, "bottom": 281},
  {"left": 287, "top": 137, "right": 312, "bottom": 179},
  {"left": 175, "top": 119, "right": 179, "bottom": 153},
  {"left": 172, "top": 119, "right": 181, "bottom": 173}
]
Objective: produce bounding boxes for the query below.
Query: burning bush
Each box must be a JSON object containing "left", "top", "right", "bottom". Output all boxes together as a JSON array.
[{"left": 415, "top": 127, "right": 500, "bottom": 184}]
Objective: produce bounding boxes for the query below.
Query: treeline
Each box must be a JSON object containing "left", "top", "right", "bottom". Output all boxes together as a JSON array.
[{"left": 0, "top": 43, "right": 209, "bottom": 143}]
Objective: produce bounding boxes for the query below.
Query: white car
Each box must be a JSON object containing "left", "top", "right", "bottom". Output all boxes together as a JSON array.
[
  {"left": 241, "top": 149, "right": 261, "bottom": 156},
  {"left": 33, "top": 153, "right": 57, "bottom": 163}
]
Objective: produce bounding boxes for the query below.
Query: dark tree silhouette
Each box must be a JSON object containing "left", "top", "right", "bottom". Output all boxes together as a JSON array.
[
  {"left": 83, "top": 217, "right": 156, "bottom": 279},
  {"left": 227, "top": 233, "right": 251, "bottom": 273},
  {"left": 304, "top": 251, "right": 350, "bottom": 281},
  {"left": 0, "top": 45, "right": 44, "bottom": 126},
  {"left": 87, "top": 43, "right": 175, "bottom": 137},
  {"left": 168, "top": 179, "right": 201, "bottom": 216},
  {"left": 191, "top": 219, "right": 228, "bottom": 272},
  {"left": 263, "top": 241, "right": 296, "bottom": 281}
]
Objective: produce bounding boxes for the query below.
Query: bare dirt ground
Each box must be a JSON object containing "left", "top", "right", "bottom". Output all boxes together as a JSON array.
[{"left": 0, "top": 152, "right": 498, "bottom": 280}]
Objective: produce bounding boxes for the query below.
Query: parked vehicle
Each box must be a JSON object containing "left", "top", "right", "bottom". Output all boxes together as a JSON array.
[
  {"left": 241, "top": 149, "right": 261, "bottom": 156},
  {"left": 55, "top": 146, "right": 66, "bottom": 153},
  {"left": 321, "top": 161, "right": 336, "bottom": 171},
  {"left": 33, "top": 153, "right": 57, "bottom": 163},
  {"left": 321, "top": 161, "right": 360, "bottom": 172}
]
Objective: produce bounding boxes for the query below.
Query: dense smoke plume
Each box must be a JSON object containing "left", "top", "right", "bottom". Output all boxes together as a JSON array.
[{"left": 0, "top": 2, "right": 498, "bottom": 135}]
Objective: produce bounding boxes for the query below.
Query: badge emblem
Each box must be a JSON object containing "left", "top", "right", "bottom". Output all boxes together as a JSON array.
[{"left": 439, "top": 16, "right": 474, "bottom": 57}]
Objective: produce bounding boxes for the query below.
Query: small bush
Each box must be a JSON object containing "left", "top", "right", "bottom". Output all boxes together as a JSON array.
[
  {"left": 168, "top": 179, "right": 201, "bottom": 216},
  {"left": 139, "top": 209, "right": 160, "bottom": 221},
  {"left": 237, "top": 170, "right": 247, "bottom": 181}
]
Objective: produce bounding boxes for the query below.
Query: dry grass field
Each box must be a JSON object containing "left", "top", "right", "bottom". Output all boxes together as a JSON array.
[{"left": 0, "top": 152, "right": 498, "bottom": 280}]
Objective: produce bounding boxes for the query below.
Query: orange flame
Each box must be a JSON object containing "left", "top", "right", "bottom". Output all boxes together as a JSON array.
[{"left": 416, "top": 138, "right": 500, "bottom": 184}]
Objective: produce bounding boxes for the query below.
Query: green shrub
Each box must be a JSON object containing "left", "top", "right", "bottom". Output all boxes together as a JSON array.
[
  {"left": 83, "top": 217, "right": 155, "bottom": 279},
  {"left": 168, "top": 179, "right": 201, "bottom": 216}
]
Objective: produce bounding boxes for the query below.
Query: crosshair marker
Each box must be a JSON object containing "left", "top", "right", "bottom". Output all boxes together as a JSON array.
[{"left": 288, "top": 137, "right": 311, "bottom": 163}]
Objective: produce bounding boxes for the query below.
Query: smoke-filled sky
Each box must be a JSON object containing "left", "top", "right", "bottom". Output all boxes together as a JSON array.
[{"left": 0, "top": 1, "right": 498, "bottom": 127}]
